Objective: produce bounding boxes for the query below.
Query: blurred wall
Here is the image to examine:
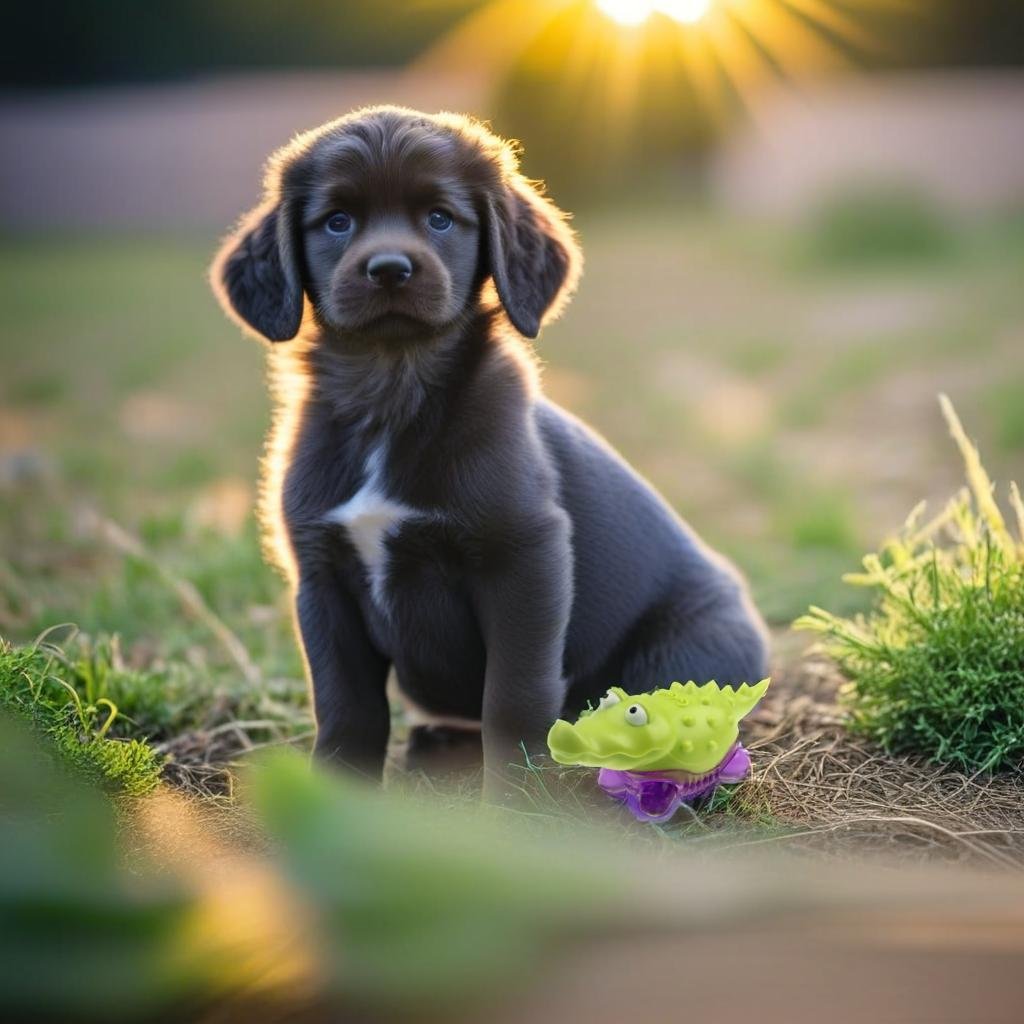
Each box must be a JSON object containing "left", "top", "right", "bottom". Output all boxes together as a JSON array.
[
  {"left": 714, "top": 71, "right": 1024, "bottom": 218},
  {"left": 0, "top": 71, "right": 482, "bottom": 230},
  {"left": 3, "top": 68, "right": 1023, "bottom": 232}
]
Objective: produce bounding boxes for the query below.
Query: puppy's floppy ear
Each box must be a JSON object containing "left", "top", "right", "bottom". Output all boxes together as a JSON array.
[
  {"left": 485, "top": 179, "right": 582, "bottom": 340},
  {"left": 211, "top": 199, "right": 304, "bottom": 343}
]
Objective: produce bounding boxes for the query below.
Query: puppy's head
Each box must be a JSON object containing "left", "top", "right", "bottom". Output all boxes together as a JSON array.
[{"left": 211, "top": 106, "right": 581, "bottom": 344}]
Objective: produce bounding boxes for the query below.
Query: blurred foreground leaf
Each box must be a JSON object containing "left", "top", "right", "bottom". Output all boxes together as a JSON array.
[
  {"left": 0, "top": 718, "right": 196, "bottom": 1021},
  {"left": 251, "top": 752, "right": 629, "bottom": 1008}
]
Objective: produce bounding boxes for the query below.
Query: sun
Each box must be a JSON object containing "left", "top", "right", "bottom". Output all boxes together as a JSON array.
[
  {"left": 597, "top": 0, "right": 713, "bottom": 26},
  {"left": 414, "top": 0, "right": 908, "bottom": 143}
]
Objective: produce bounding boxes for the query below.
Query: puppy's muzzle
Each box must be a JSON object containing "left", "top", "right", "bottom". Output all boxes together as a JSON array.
[{"left": 365, "top": 252, "right": 413, "bottom": 289}]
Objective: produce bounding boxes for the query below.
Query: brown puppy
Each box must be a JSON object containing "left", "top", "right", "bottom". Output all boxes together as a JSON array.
[{"left": 211, "top": 106, "right": 767, "bottom": 794}]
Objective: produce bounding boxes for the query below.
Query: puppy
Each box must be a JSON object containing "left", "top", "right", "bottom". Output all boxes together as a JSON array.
[{"left": 211, "top": 106, "right": 768, "bottom": 792}]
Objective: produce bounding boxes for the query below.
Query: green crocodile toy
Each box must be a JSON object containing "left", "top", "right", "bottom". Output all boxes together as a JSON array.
[{"left": 547, "top": 679, "right": 770, "bottom": 822}]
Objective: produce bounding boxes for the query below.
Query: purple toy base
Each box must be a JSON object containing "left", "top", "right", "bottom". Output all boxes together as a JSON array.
[{"left": 597, "top": 743, "right": 751, "bottom": 823}]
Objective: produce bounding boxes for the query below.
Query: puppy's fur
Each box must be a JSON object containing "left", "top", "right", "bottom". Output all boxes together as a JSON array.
[{"left": 211, "top": 106, "right": 768, "bottom": 789}]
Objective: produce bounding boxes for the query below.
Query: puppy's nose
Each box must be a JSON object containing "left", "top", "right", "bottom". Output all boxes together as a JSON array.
[{"left": 366, "top": 252, "right": 413, "bottom": 288}]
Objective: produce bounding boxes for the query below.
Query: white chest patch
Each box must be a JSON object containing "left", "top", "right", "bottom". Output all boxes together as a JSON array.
[{"left": 324, "top": 447, "right": 418, "bottom": 610}]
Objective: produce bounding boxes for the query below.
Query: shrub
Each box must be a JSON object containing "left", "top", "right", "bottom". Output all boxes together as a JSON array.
[
  {"left": 796, "top": 397, "right": 1024, "bottom": 771},
  {"left": 0, "top": 637, "right": 163, "bottom": 796},
  {"left": 803, "top": 187, "right": 954, "bottom": 268}
]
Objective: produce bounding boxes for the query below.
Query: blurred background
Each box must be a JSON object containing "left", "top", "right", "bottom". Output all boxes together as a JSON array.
[{"left": 1, "top": 0, "right": 1023, "bottom": 676}]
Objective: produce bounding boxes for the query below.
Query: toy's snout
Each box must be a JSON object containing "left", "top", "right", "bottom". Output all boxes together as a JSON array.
[
  {"left": 547, "top": 709, "right": 673, "bottom": 770},
  {"left": 547, "top": 720, "right": 586, "bottom": 763}
]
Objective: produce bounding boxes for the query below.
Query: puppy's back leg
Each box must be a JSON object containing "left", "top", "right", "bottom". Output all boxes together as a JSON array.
[{"left": 618, "top": 594, "right": 769, "bottom": 691}]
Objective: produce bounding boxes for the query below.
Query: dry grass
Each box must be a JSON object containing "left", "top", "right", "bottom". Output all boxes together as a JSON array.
[
  {"left": 735, "top": 658, "right": 1024, "bottom": 868},
  {"left": 157, "top": 719, "right": 313, "bottom": 801}
]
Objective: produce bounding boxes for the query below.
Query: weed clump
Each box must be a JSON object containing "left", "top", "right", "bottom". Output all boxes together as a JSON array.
[
  {"left": 804, "top": 187, "right": 954, "bottom": 267},
  {"left": 796, "top": 397, "right": 1024, "bottom": 771},
  {"left": 0, "top": 637, "right": 163, "bottom": 796}
]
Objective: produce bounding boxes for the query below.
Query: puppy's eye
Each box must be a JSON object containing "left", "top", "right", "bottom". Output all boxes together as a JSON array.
[
  {"left": 625, "top": 704, "right": 648, "bottom": 726},
  {"left": 325, "top": 212, "right": 354, "bottom": 236},
  {"left": 427, "top": 209, "right": 454, "bottom": 232},
  {"left": 598, "top": 691, "right": 620, "bottom": 710}
]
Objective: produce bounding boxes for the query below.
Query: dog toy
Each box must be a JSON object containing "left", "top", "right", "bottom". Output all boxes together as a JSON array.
[{"left": 546, "top": 679, "right": 770, "bottom": 823}]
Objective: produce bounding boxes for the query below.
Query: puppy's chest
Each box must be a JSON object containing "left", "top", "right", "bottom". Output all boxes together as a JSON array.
[{"left": 323, "top": 446, "right": 434, "bottom": 606}]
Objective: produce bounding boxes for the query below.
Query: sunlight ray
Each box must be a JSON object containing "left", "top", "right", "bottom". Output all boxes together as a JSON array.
[
  {"left": 411, "top": 0, "right": 574, "bottom": 85},
  {"left": 410, "top": 0, "right": 929, "bottom": 158},
  {"left": 674, "top": 18, "right": 737, "bottom": 128},
  {"left": 779, "top": 0, "right": 892, "bottom": 62},
  {"left": 700, "top": 9, "right": 792, "bottom": 130},
  {"left": 728, "top": 0, "right": 851, "bottom": 75}
]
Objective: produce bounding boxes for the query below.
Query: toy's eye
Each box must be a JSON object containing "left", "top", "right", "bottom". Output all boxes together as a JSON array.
[
  {"left": 427, "top": 209, "right": 454, "bottom": 232},
  {"left": 598, "top": 691, "right": 621, "bottom": 710},
  {"left": 325, "top": 212, "right": 354, "bottom": 236},
  {"left": 625, "top": 704, "right": 648, "bottom": 726}
]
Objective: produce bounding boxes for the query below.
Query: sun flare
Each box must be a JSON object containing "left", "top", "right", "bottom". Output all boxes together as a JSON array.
[
  {"left": 414, "top": 0, "right": 924, "bottom": 152},
  {"left": 597, "top": 0, "right": 712, "bottom": 26}
]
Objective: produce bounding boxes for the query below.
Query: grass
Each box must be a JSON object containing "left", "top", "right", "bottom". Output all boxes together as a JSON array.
[
  {"left": 723, "top": 337, "right": 791, "bottom": 378},
  {"left": 780, "top": 342, "right": 893, "bottom": 428},
  {"left": 800, "top": 187, "right": 955, "bottom": 269},
  {"left": 3, "top": 211, "right": 1023, "bottom": 636},
  {"left": 786, "top": 489, "right": 859, "bottom": 552},
  {"left": 0, "top": 202, "right": 1022, "bottom": 804},
  {"left": 988, "top": 373, "right": 1024, "bottom": 453},
  {"left": 797, "top": 398, "right": 1024, "bottom": 771},
  {"left": 0, "top": 635, "right": 163, "bottom": 795}
]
